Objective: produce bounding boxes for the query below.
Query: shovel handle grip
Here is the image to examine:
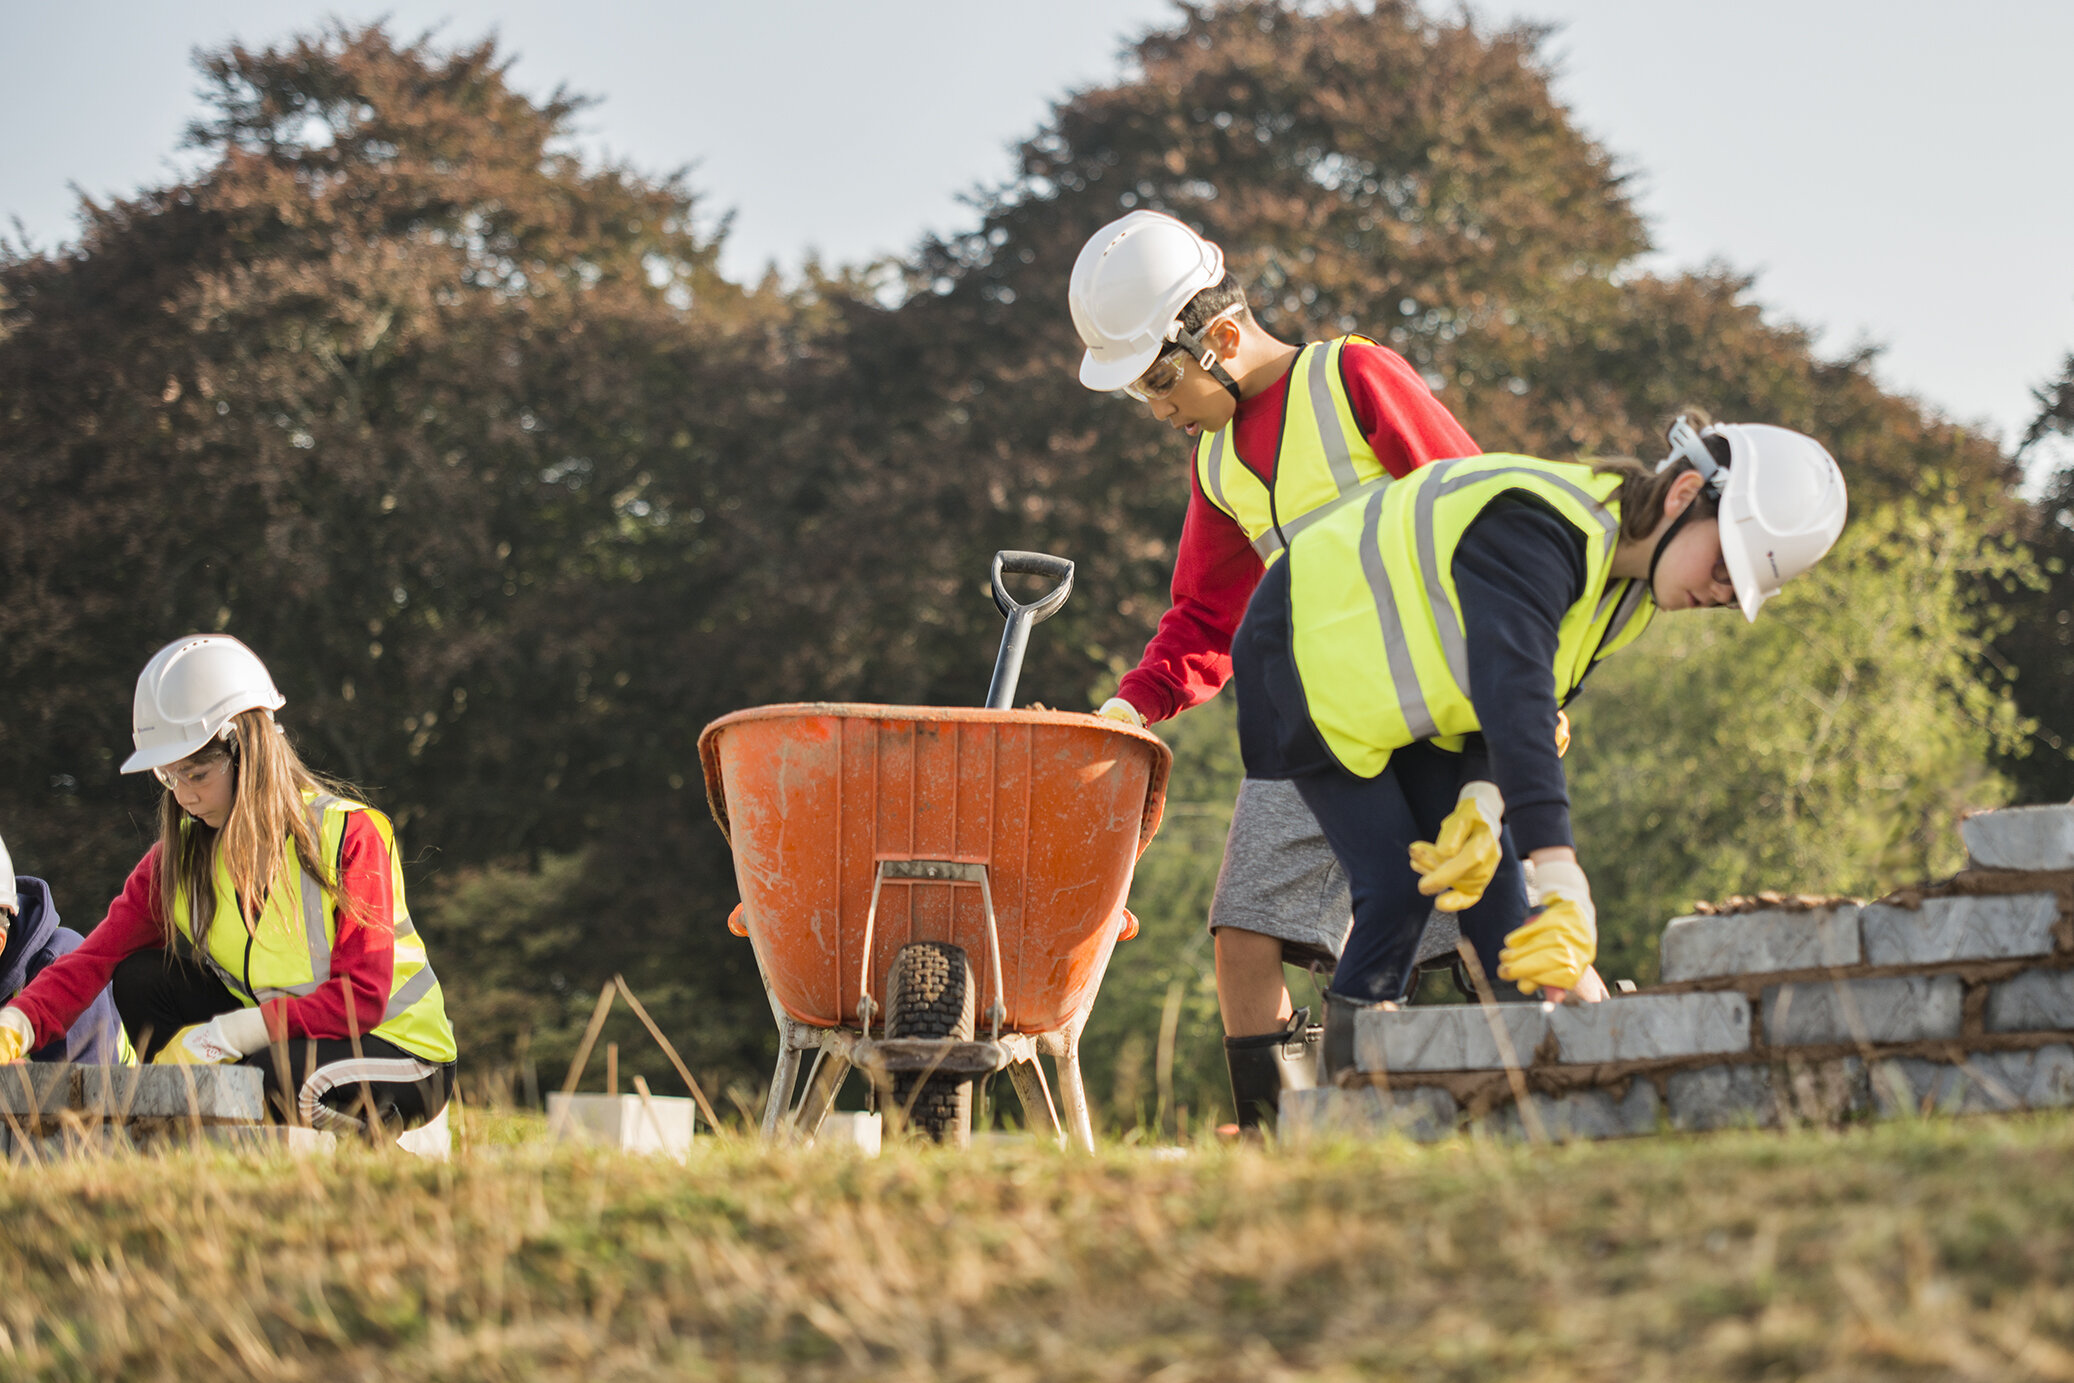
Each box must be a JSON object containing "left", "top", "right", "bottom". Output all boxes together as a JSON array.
[{"left": 991, "top": 551, "right": 1074, "bottom": 622}]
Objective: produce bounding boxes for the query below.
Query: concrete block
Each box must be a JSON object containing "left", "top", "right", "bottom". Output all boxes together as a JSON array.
[
  {"left": 1861, "top": 893, "right": 2058, "bottom": 966},
  {"left": 1762, "top": 976, "right": 1963, "bottom": 1046},
  {"left": 547, "top": 1092, "right": 696, "bottom": 1159},
  {"left": 1667, "top": 1064, "right": 1778, "bottom": 1131},
  {"left": 1664, "top": 1058, "right": 1865, "bottom": 1133},
  {"left": 1985, "top": 969, "right": 2074, "bottom": 1033},
  {"left": 0, "top": 1064, "right": 78, "bottom": 1118},
  {"left": 1962, "top": 804, "right": 2074, "bottom": 871},
  {"left": 1354, "top": 1002, "right": 1549, "bottom": 1073},
  {"left": 1871, "top": 1045, "right": 2074, "bottom": 1116},
  {"left": 1279, "top": 1086, "right": 1458, "bottom": 1143},
  {"left": 80, "top": 1065, "right": 267, "bottom": 1123},
  {"left": 1479, "top": 1081, "right": 1660, "bottom": 1143},
  {"left": 1549, "top": 992, "right": 1751, "bottom": 1064},
  {"left": 1659, "top": 905, "right": 1862, "bottom": 982}
]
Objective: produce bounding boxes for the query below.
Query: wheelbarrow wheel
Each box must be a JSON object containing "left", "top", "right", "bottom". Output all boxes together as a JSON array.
[{"left": 884, "top": 941, "right": 976, "bottom": 1144}]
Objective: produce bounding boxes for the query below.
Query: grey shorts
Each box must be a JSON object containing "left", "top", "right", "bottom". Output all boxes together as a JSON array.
[
  {"left": 1207, "top": 776, "right": 1465, "bottom": 973},
  {"left": 1207, "top": 777, "right": 1353, "bottom": 969}
]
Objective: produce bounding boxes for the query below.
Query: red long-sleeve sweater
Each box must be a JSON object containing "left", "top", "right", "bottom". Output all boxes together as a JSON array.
[
  {"left": 9, "top": 814, "right": 403, "bottom": 1050},
  {"left": 1114, "top": 339, "right": 1478, "bottom": 724}
]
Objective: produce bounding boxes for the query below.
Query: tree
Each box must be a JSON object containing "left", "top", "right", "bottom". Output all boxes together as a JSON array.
[
  {"left": 0, "top": 24, "right": 787, "bottom": 1085},
  {"left": 1569, "top": 500, "right": 2033, "bottom": 981},
  {"left": 1989, "top": 353, "right": 2074, "bottom": 802}
]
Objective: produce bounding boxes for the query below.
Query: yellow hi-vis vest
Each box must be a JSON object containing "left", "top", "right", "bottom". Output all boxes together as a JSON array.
[
  {"left": 171, "top": 792, "right": 457, "bottom": 1064},
  {"left": 1288, "top": 454, "right": 1657, "bottom": 778},
  {"left": 1194, "top": 335, "right": 1410, "bottom": 563}
]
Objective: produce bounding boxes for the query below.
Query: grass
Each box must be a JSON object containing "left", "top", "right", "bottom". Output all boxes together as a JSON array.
[{"left": 4, "top": 1109, "right": 2074, "bottom": 1380}]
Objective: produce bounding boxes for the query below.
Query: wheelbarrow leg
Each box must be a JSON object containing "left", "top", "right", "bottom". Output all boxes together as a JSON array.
[
  {"left": 792, "top": 1048, "right": 852, "bottom": 1139},
  {"left": 762, "top": 1035, "right": 805, "bottom": 1140},
  {"left": 1054, "top": 1033, "right": 1096, "bottom": 1153},
  {"left": 1007, "top": 1058, "right": 1063, "bottom": 1146}
]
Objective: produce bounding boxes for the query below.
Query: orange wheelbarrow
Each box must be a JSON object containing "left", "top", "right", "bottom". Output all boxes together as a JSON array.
[{"left": 699, "top": 553, "right": 1171, "bottom": 1148}]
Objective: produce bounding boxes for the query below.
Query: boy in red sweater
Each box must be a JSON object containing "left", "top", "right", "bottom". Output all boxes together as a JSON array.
[{"left": 1069, "top": 210, "right": 1478, "bottom": 1127}]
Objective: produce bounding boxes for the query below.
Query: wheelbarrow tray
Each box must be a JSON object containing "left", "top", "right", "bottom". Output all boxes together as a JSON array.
[{"left": 700, "top": 703, "right": 1171, "bottom": 1037}]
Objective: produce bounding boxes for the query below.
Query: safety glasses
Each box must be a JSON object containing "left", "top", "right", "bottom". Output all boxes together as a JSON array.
[
  {"left": 1123, "top": 349, "right": 1191, "bottom": 403},
  {"left": 1121, "top": 304, "right": 1245, "bottom": 403},
  {"left": 154, "top": 758, "right": 230, "bottom": 791}
]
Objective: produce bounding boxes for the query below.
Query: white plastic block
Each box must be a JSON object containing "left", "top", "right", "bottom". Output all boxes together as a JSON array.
[{"left": 548, "top": 1092, "right": 696, "bottom": 1159}]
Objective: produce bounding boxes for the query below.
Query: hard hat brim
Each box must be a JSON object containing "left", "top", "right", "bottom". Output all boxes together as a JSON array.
[
  {"left": 1719, "top": 509, "right": 1769, "bottom": 623},
  {"left": 1079, "top": 343, "right": 1164, "bottom": 394},
  {"left": 121, "top": 736, "right": 221, "bottom": 775}
]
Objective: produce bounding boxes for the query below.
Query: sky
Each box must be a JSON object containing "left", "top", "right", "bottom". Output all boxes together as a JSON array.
[{"left": 3, "top": 0, "right": 2069, "bottom": 467}]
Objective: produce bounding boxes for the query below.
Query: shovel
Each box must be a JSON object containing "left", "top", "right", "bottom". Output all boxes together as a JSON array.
[{"left": 984, "top": 550, "right": 1074, "bottom": 709}]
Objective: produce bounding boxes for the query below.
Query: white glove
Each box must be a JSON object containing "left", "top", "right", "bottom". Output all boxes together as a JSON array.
[
  {"left": 1096, "top": 697, "right": 1146, "bottom": 728},
  {"left": 152, "top": 1007, "right": 270, "bottom": 1066}
]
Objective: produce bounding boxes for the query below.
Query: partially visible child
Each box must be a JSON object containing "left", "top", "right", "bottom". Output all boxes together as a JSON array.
[{"left": 0, "top": 831, "right": 126, "bottom": 1063}]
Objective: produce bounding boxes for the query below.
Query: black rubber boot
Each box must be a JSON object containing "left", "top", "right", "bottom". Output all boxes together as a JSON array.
[{"left": 1223, "top": 1008, "right": 1319, "bottom": 1129}]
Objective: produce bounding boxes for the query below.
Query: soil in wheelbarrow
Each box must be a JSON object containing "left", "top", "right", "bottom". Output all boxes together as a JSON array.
[{"left": 884, "top": 941, "right": 977, "bottom": 1145}]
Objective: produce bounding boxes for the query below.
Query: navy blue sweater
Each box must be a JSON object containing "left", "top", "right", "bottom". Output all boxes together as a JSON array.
[
  {"left": 1451, "top": 498, "right": 1588, "bottom": 853},
  {"left": 4, "top": 876, "right": 126, "bottom": 1064},
  {"left": 1236, "top": 495, "right": 1596, "bottom": 853}
]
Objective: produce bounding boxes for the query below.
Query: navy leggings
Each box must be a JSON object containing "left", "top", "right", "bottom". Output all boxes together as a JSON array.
[{"left": 1291, "top": 742, "right": 1531, "bottom": 1004}]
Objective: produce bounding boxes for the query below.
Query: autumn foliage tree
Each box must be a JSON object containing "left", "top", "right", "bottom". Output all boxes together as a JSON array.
[{"left": 0, "top": 6, "right": 2036, "bottom": 1106}]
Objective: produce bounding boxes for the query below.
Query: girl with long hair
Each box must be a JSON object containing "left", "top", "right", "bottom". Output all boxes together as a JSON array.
[{"left": 0, "top": 636, "right": 457, "bottom": 1144}]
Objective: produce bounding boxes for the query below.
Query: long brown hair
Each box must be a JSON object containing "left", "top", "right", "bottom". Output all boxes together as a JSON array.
[
  {"left": 1593, "top": 409, "right": 1729, "bottom": 540},
  {"left": 155, "top": 709, "right": 365, "bottom": 950}
]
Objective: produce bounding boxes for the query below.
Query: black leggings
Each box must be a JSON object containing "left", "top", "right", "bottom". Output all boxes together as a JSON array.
[{"left": 110, "top": 949, "right": 453, "bottom": 1134}]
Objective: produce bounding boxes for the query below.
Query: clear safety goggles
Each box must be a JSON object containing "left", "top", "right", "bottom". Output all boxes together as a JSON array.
[
  {"left": 1121, "top": 305, "right": 1244, "bottom": 403},
  {"left": 154, "top": 756, "right": 231, "bottom": 792}
]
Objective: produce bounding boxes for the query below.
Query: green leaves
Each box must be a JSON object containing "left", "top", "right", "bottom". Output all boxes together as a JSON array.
[{"left": 1570, "top": 499, "right": 2034, "bottom": 981}]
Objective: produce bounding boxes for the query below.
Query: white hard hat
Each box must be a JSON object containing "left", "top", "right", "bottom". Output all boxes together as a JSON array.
[
  {"left": 121, "top": 635, "right": 285, "bottom": 775},
  {"left": 1068, "top": 210, "right": 1226, "bottom": 392},
  {"left": 1661, "top": 420, "right": 1848, "bottom": 622}
]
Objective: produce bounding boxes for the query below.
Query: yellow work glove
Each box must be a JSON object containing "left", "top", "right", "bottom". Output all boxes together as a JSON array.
[
  {"left": 1408, "top": 781, "right": 1504, "bottom": 912},
  {"left": 1499, "top": 859, "right": 1597, "bottom": 996},
  {"left": 1554, "top": 710, "right": 1570, "bottom": 758},
  {"left": 152, "top": 1008, "right": 269, "bottom": 1066},
  {"left": 1096, "top": 696, "right": 1146, "bottom": 729},
  {"left": 0, "top": 1006, "right": 33, "bottom": 1063}
]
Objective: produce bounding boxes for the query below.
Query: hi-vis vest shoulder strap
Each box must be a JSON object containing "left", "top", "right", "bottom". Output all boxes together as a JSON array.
[
  {"left": 1287, "top": 454, "right": 1656, "bottom": 778},
  {"left": 1193, "top": 336, "right": 1403, "bottom": 563},
  {"left": 171, "top": 792, "right": 457, "bottom": 1064}
]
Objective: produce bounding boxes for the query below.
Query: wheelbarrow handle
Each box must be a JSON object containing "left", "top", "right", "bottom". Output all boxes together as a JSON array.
[{"left": 986, "top": 550, "right": 1074, "bottom": 710}]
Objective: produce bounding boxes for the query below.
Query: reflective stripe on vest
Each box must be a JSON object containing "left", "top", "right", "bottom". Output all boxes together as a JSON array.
[
  {"left": 170, "top": 791, "right": 457, "bottom": 1063},
  {"left": 1193, "top": 336, "right": 1398, "bottom": 562},
  {"left": 1287, "top": 454, "right": 1657, "bottom": 778}
]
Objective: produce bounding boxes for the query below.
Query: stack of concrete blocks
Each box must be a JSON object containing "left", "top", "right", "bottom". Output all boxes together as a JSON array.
[
  {"left": 1285, "top": 802, "right": 2074, "bottom": 1143},
  {"left": 0, "top": 1063, "right": 266, "bottom": 1159}
]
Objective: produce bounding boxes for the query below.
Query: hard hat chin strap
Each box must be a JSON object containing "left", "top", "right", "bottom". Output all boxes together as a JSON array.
[
  {"left": 1171, "top": 306, "right": 1245, "bottom": 406},
  {"left": 1645, "top": 422, "right": 1727, "bottom": 595}
]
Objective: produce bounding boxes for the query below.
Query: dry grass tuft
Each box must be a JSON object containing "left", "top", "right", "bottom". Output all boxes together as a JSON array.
[{"left": 2, "top": 1109, "right": 2072, "bottom": 1379}]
